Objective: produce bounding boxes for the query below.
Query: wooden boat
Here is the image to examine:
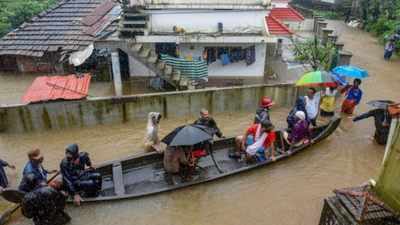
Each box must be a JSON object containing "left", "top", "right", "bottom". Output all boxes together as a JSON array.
[{"left": 76, "top": 117, "right": 341, "bottom": 203}]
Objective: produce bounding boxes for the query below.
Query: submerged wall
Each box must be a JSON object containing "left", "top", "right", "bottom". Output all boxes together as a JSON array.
[
  {"left": 0, "top": 84, "right": 299, "bottom": 133},
  {"left": 375, "top": 119, "right": 400, "bottom": 212}
]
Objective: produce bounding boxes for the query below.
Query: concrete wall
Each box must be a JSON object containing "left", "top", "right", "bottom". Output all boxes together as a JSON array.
[
  {"left": 0, "top": 84, "right": 299, "bottom": 133},
  {"left": 178, "top": 43, "right": 267, "bottom": 77},
  {"left": 149, "top": 10, "right": 267, "bottom": 34}
]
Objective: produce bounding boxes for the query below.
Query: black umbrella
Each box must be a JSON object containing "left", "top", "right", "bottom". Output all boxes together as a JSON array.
[
  {"left": 162, "top": 124, "right": 213, "bottom": 147},
  {"left": 366, "top": 100, "right": 394, "bottom": 109}
]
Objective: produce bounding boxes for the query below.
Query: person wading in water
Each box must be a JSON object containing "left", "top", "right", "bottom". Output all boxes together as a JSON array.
[
  {"left": 353, "top": 104, "right": 393, "bottom": 145},
  {"left": 0, "top": 159, "right": 15, "bottom": 190}
]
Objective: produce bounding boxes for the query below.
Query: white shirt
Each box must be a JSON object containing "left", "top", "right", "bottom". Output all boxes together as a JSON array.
[{"left": 305, "top": 92, "right": 321, "bottom": 119}]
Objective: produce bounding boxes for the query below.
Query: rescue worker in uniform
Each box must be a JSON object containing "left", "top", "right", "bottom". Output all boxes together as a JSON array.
[
  {"left": 254, "top": 96, "right": 274, "bottom": 124},
  {"left": 60, "top": 144, "right": 101, "bottom": 206},
  {"left": 353, "top": 106, "right": 393, "bottom": 145},
  {"left": 21, "top": 184, "right": 71, "bottom": 225}
]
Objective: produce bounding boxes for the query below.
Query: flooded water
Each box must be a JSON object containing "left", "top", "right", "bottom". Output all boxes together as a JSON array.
[{"left": 0, "top": 20, "right": 399, "bottom": 225}]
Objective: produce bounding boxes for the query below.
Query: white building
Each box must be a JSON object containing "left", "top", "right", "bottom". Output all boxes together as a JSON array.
[{"left": 97, "top": 0, "right": 306, "bottom": 92}]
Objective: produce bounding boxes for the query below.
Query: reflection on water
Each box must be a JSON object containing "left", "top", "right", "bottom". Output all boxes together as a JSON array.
[{"left": 0, "top": 108, "right": 383, "bottom": 225}]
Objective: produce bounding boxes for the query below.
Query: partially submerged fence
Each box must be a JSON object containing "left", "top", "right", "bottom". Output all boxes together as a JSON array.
[{"left": 0, "top": 83, "right": 300, "bottom": 133}]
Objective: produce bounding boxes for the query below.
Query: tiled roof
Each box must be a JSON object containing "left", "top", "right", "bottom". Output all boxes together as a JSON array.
[
  {"left": 0, "top": 0, "right": 119, "bottom": 57},
  {"left": 22, "top": 74, "right": 91, "bottom": 104},
  {"left": 269, "top": 7, "right": 305, "bottom": 21},
  {"left": 266, "top": 15, "right": 293, "bottom": 35}
]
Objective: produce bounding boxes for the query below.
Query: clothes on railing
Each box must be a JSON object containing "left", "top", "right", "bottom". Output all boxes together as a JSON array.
[
  {"left": 160, "top": 54, "right": 208, "bottom": 80},
  {"left": 203, "top": 46, "right": 256, "bottom": 66}
]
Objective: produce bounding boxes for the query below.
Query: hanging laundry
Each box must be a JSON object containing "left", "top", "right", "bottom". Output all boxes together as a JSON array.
[
  {"left": 245, "top": 46, "right": 256, "bottom": 66},
  {"left": 220, "top": 53, "right": 231, "bottom": 66}
]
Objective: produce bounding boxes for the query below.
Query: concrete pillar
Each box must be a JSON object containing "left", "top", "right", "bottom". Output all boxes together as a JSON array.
[
  {"left": 111, "top": 51, "right": 123, "bottom": 96},
  {"left": 317, "top": 21, "right": 328, "bottom": 38},
  {"left": 339, "top": 50, "right": 353, "bottom": 66},
  {"left": 322, "top": 28, "right": 334, "bottom": 45},
  {"left": 313, "top": 16, "right": 323, "bottom": 33},
  {"left": 328, "top": 34, "right": 338, "bottom": 44},
  {"left": 335, "top": 42, "right": 344, "bottom": 51}
]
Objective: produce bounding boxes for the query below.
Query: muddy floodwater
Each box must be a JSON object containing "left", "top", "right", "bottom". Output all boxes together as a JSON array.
[{"left": 0, "top": 20, "right": 399, "bottom": 225}]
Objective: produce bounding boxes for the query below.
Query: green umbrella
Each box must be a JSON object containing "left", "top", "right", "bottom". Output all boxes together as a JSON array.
[{"left": 296, "top": 71, "right": 337, "bottom": 87}]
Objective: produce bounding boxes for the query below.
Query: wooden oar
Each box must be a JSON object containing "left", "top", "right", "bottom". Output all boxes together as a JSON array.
[
  {"left": 207, "top": 144, "right": 224, "bottom": 174},
  {"left": 0, "top": 172, "right": 60, "bottom": 225}
]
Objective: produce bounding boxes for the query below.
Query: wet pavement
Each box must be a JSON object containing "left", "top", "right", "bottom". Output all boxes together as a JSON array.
[{"left": 0, "top": 20, "right": 399, "bottom": 225}]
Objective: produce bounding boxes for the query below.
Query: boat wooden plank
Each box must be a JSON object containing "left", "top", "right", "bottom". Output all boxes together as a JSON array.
[{"left": 112, "top": 163, "right": 125, "bottom": 196}]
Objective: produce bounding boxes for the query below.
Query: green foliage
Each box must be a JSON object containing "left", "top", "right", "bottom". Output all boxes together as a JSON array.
[
  {"left": 292, "top": 36, "right": 337, "bottom": 71},
  {"left": 0, "top": 0, "right": 57, "bottom": 37},
  {"left": 359, "top": 0, "right": 400, "bottom": 40}
]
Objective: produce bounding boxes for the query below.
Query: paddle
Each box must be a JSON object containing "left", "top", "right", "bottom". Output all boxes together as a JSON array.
[
  {"left": 0, "top": 172, "right": 60, "bottom": 225},
  {"left": 207, "top": 144, "right": 224, "bottom": 174}
]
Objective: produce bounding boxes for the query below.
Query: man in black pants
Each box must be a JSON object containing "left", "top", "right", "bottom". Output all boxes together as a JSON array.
[
  {"left": 353, "top": 106, "right": 393, "bottom": 145},
  {"left": 60, "top": 144, "right": 101, "bottom": 206}
]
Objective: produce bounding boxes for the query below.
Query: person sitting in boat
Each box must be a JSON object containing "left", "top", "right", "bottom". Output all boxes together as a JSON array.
[
  {"left": 287, "top": 97, "right": 307, "bottom": 130},
  {"left": 232, "top": 120, "right": 276, "bottom": 162},
  {"left": 283, "top": 111, "right": 311, "bottom": 151},
  {"left": 192, "top": 109, "right": 224, "bottom": 160},
  {"left": 353, "top": 105, "right": 393, "bottom": 145},
  {"left": 21, "top": 184, "right": 71, "bottom": 225},
  {"left": 144, "top": 112, "right": 164, "bottom": 153},
  {"left": 19, "top": 149, "right": 57, "bottom": 193},
  {"left": 193, "top": 109, "right": 224, "bottom": 138},
  {"left": 254, "top": 96, "right": 274, "bottom": 124},
  {"left": 163, "top": 146, "right": 191, "bottom": 184},
  {"left": 60, "top": 144, "right": 101, "bottom": 206}
]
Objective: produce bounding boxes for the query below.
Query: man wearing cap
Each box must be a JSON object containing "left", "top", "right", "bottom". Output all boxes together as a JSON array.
[
  {"left": 19, "top": 149, "right": 55, "bottom": 192},
  {"left": 254, "top": 96, "right": 274, "bottom": 124},
  {"left": 60, "top": 144, "right": 101, "bottom": 206}
]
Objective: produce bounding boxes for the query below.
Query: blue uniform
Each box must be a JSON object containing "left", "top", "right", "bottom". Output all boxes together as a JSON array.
[{"left": 19, "top": 161, "right": 48, "bottom": 192}]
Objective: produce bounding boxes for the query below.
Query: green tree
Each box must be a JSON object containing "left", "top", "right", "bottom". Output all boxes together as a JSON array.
[
  {"left": 0, "top": 0, "right": 57, "bottom": 37},
  {"left": 292, "top": 36, "right": 336, "bottom": 71}
]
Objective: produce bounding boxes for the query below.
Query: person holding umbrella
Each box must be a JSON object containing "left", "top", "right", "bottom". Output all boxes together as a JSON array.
[{"left": 162, "top": 124, "right": 215, "bottom": 184}]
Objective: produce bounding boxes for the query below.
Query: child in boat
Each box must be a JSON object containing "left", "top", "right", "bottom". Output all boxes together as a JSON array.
[
  {"left": 283, "top": 111, "right": 311, "bottom": 151},
  {"left": 232, "top": 120, "right": 276, "bottom": 162},
  {"left": 254, "top": 96, "right": 274, "bottom": 124}
]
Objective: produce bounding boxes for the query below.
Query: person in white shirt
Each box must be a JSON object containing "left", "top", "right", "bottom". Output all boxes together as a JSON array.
[{"left": 304, "top": 88, "right": 321, "bottom": 127}]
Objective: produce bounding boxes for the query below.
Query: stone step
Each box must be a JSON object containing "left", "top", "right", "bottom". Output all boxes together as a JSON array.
[
  {"left": 139, "top": 47, "right": 151, "bottom": 58},
  {"left": 179, "top": 78, "right": 189, "bottom": 87},
  {"left": 172, "top": 70, "right": 181, "bottom": 81},
  {"left": 122, "top": 20, "right": 147, "bottom": 25},
  {"left": 130, "top": 43, "right": 143, "bottom": 52},
  {"left": 156, "top": 61, "right": 166, "bottom": 71},
  {"left": 147, "top": 55, "right": 158, "bottom": 64},
  {"left": 164, "top": 65, "right": 173, "bottom": 75}
]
